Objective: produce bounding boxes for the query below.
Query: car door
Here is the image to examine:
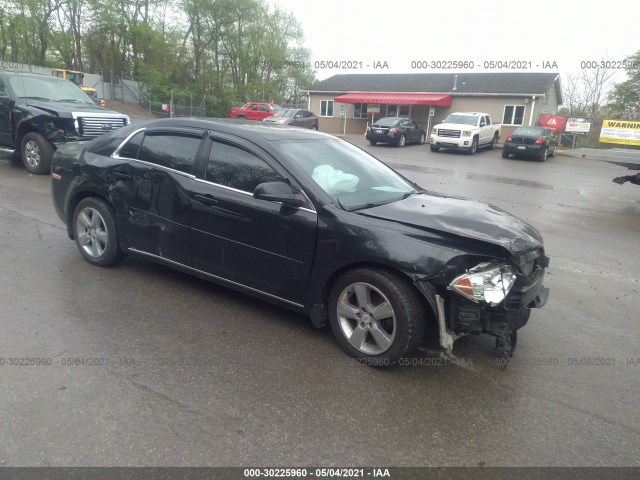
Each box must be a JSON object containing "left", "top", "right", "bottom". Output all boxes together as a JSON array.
[
  {"left": 189, "top": 135, "right": 318, "bottom": 306},
  {"left": 400, "top": 120, "right": 416, "bottom": 142},
  {"left": 0, "top": 75, "right": 14, "bottom": 147},
  {"left": 110, "top": 126, "right": 206, "bottom": 266}
]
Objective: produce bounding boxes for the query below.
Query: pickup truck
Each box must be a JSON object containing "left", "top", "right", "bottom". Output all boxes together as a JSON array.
[
  {"left": 430, "top": 112, "right": 501, "bottom": 154},
  {"left": 229, "top": 102, "right": 282, "bottom": 120},
  {"left": 0, "top": 71, "right": 130, "bottom": 174}
]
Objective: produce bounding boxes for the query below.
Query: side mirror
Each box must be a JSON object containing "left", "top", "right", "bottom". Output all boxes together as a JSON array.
[
  {"left": 294, "top": 114, "right": 302, "bottom": 118},
  {"left": 253, "top": 181, "right": 305, "bottom": 207}
]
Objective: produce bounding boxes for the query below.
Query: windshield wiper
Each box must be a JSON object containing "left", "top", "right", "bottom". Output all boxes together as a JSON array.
[
  {"left": 20, "top": 96, "right": 52, "bottom": 101},
  {"left": 57, "top": 98, "right": 87, "bottom": 103}
]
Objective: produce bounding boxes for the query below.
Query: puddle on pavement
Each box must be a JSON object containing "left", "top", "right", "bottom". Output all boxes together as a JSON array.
[{"left": 392, "top": 162, "right": 554, "bottom": 190}]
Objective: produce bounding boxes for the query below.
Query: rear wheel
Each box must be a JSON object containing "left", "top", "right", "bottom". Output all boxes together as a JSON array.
[
  {"left": 538, "top": 147, "right": 548, "bottom": 162},
  {"left": 502, "top": 150, "right": 510, "bottom": 159},
  {"left": 489, "top": 133, "right": 498, "bottom": 150},
  {"left": 549, "top": 145, "right": 557, "bottom": 157},
  {"left": 418, "top": 133, "right": 426, "bottom": 145},
  {"left": 21, "top": 132, "right": 54, "bottom": 174},
  {"left": 72, "top": 197, "right": 125, "bottom": 267},
  {"left": 397, "top": 135, "right": 406, "bottom": 147},
  {"left": 311, "top": 125, "right": 318, "bottom": 131},
  {"left": 236, "top": 114, "right": 246, "bottom": 119},
  {"left": 329, "top": 268, "right": 425, "bottom": 367}
]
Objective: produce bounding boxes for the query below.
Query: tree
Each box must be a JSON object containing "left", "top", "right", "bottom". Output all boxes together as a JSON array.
[
  {"left": 608, "top": 51, "right": 640, "bottom": 120},
  {"left": 561, "top": 60, "right": 616, "bottom": 118}
]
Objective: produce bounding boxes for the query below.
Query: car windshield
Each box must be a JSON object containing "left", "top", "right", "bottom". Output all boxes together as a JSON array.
[
  {"left": 276, "top": 138, "right": 418, "bottom": 210},
  {"left": 373, "top": 117, "right": 401, "bottom": 127},
  {"left": 270, "top": 104, "right": 283, "bottom": 111},
  {"left": 513, "top": 127, "right": 545, "bottom": 136},
  {"left": 8, "top": 76, "right": 94, "bottom": 104},
  {"left": 444, "top": 114, "right": 478, "bottom": 125},
  {"left": 273, "top": 109, "right": 297, "bottom": 118}
]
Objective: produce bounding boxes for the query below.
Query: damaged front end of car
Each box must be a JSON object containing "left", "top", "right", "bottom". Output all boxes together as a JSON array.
[{"left": 415, "top": 248, "right": 550, "bottom": 357}]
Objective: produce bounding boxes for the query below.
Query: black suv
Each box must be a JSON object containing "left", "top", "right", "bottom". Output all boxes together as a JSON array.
[{"left": 0, "top": 71, "right": 130, "bottom": 173}]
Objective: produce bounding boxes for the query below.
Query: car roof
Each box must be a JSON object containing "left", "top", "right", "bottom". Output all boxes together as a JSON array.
[{"left": 131, "top": 117, "right": 332, "bottom": 141}]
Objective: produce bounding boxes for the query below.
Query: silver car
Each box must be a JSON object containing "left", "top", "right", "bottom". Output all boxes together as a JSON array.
[{"left": 263, "top": 108, "right": 318, "bottom": 130}]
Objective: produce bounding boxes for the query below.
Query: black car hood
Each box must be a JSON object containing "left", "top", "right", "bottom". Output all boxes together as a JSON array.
[
  {"left": 25, "top": 99, "right": 106, "bottom": 117},
  {"left": 357, "top": 192, "right": 543, "bottom": 256}
]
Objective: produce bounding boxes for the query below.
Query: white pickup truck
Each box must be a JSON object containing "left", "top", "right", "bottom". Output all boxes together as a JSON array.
[{"left": 430, "top": 112, "right": 501, "bottom": 154}]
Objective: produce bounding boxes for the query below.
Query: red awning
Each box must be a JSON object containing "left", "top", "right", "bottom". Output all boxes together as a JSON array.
[{"left": 333, "top": 93, "right": 452, "bottom": 106}]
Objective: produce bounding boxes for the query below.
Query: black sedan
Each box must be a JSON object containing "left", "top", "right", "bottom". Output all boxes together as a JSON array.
[
  {"left": 52, "top": 118, "right": 549, "bottom": 365},
  {"left": 366, "top": 117, "right": 426, "bottom": 147},
  {"left": 502, "top": 126, "right": 558, "bottom": 161}
]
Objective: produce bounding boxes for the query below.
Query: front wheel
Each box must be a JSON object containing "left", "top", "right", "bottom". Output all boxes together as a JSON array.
[
  {"left": 369, "top": 139, "right": 377, "bottom": 146},
  {"left": 468, "top": 137, "right": 478, "bottom": 155},
  {"left": 72, "top": 197, "right": 126, "bottom": 267},
  {"left": 21, "top": 132, "right": 55, "bottom": 174},
  {"left": 329, "top": 268, "right": 425, "bottom": 367},
  {"left": 430, "top": 145, "right": 440, "bottom": 152},
  {"left": 397, "top": 135, "right": 406, "bottom": 147}
]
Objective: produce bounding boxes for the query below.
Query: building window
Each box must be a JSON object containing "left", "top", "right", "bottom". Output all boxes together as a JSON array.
[
  {"left": 503, "top": 105, "right": 525, "bottom": 125},
  {"left": 398, "top": 105, "right": 411, "bottom": 117},
  {"left": 353, "top": 103, "right": 368, "bottom": 119},
  {"left": 320, "top": 100, "right": 334, "bottom": 117}
]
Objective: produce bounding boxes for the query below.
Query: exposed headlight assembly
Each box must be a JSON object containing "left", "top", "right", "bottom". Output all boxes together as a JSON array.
[{"left": 448, "top": 262, "right": 517, "bottom": 306}]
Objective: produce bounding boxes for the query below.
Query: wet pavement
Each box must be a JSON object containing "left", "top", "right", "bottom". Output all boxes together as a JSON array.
[{"left": 0, "top": 142, "right": 639, "bottom": 468}]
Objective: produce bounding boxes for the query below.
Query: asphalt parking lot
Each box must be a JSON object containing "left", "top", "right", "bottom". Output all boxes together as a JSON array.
[{"left": 0, "top": 140, "right": 639, "bottom": 468}]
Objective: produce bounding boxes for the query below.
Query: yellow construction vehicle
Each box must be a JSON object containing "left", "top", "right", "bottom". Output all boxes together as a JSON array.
[{"left": 52, "top": 69, "right": 106, "bottom": 107}]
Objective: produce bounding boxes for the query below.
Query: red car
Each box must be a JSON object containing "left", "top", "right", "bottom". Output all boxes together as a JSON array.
[{"left": 230, "top": 102, "right": 282, "bottom": 120}]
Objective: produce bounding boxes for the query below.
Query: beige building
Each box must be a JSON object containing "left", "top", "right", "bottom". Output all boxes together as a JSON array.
[{"left": 304, "top": 72, "right": 562, "bottom": 139}]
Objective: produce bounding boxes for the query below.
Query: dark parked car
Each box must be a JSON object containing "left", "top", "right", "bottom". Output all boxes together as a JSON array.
[
  {"left": 263, "top": 108, "right": 318, "bottom": 130},
  {"left": 52, "top": 118, "right": 549, "bottom": 366},
  {"left": 502, "top": 126, "right": 558, "bottom": 161},
  {"left": 366, "top": 117, "right": 426, "bottom": 147}
]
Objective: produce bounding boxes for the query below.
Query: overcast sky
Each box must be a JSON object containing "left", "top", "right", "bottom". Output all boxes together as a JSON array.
[{"left": 265, "top": 0, "right": 637, "bottom": 84}]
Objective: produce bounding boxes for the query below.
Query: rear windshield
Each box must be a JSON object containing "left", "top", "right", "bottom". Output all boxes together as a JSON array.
[
  {"left": 513, "top": 127, "right": 545, "bottom": 136},
  {"left": 373, "top": 118, "right": 401, "bottom": 127}
]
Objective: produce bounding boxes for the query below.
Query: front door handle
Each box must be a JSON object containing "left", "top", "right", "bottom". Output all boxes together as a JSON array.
[
  {"left": 112, "top": 170, "right": 131, "bottom": 179},
  {"left": 193, "top": 194, "right": 218, "bottom": 206}
]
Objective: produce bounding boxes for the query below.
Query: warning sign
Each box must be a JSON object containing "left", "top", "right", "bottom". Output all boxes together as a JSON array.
[{"left": 599, "top": 119, "right": 640, "bottom": 146}]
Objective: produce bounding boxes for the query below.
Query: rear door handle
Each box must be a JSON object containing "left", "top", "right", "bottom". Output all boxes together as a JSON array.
[{"left": 193, "top": 194, "right": 218, "bottom": 206}]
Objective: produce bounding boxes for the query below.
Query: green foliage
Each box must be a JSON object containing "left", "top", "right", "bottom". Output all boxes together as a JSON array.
[
  {"left": 607, "top": 51, "right": 640, "bottom": 120},
  {"left": 0, "top": 0, "right": 317, "bottom": 107}
]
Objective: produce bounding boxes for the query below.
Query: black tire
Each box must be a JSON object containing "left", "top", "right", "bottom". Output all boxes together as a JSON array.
[
  {"left": 468, "top": 137, "right": 478, "bottom": 155},
  {"left": 489, "top": 133, "right": 498, "bottom": 150},
  {"left": 397, "top": 135, "right": 406, "bottom": 147},
  {"left": 236, "top": 115, "right": 246, "bottom": 119},
  {"left": 72, "top": 197, "right": 126, "bottom": 267},
  {"left": 502, "top": 150, "right": 510, "bottom": 159},
  {"left": 20, "top": 132, "right": 55, "bottom": 174},
  {"left": 311, "top": 125, "right": 318, "bottom": 131},
  {"left": 328, "top": 268, "right": 425, "bottom": 367},
  {"left": 369, "top": 140, "right": 377, "bottom": 146},
  {"left": 418, "top": 132, "right": 426, "bottom": 145},
  {"left": 430, "top": 145, "right": 440, "bottom": 152},
  {"left": 549, "top": 145, "right": 557, "bottom": 157},
  {"left": 537, "top": 147, "right": 548, "bottom": 162}
]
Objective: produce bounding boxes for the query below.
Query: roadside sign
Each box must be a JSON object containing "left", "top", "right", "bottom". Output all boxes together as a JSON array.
[{"left": 429, "top": 107, "right": 435, "bottom": 117}]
